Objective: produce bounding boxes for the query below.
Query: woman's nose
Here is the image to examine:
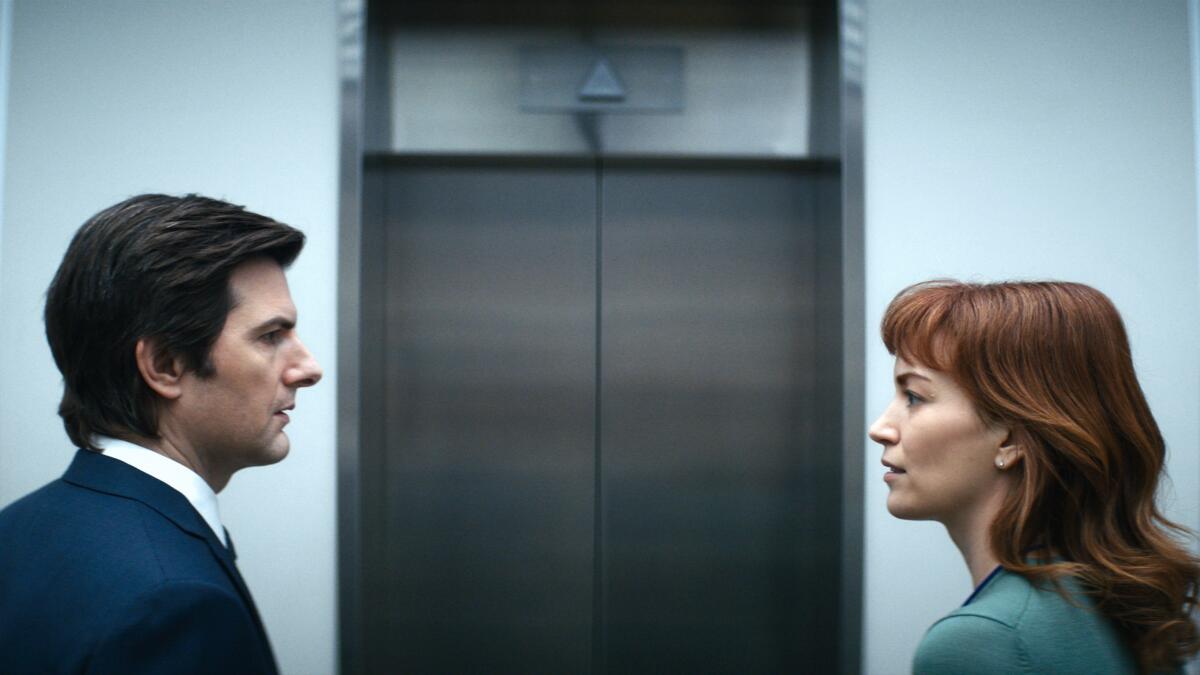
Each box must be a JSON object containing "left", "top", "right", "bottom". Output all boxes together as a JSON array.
[{"left": 868, "top": 409, "right": 897, "bottom": 446}]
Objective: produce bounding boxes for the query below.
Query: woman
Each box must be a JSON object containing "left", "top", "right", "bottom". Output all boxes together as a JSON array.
[{"left": 868, "top": 280, "right": 1199, "bottom": 674}]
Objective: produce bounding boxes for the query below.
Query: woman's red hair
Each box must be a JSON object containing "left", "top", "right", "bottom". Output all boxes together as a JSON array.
[{"left": 881, "top": 280, "right": 1199, "bottom": 672}]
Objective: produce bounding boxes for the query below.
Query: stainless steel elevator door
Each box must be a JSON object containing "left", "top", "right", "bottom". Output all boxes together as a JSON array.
[
  {"left": 600, "top": 164, "right": 837, "bottom": 673},
  {"left": 375, "top": 162, "right": 597, "bottom": 673},
  {"left": 369, "top": 158, "right": 838, "bottom": 673}
]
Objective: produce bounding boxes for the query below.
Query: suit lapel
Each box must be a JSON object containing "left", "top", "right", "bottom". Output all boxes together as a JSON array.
[
  {"left": 213, "top": 528, "right": 278, "bottom": 668},
  {"left": 62, "top": 450, "right": 276, "bottom": 662}
]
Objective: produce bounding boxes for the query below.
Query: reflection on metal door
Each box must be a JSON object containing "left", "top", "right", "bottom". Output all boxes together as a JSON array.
[
  {"left": 600, "top": 162, "right": 837, "bottom": 673},
  {"left": 369, "top": 161, "right": 597, "bottom": 673}
]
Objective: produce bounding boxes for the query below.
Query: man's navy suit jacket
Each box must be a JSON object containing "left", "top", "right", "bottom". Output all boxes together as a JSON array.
[{"left": 0, "top": 450, "right": 279, "bottom": 674}]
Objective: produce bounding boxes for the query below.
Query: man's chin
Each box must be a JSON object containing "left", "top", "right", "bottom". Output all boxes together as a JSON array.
[
  {"left": 264, "top": 436, "right": 291, "bottom": 465},
  {"left": 246, "top": 436, "right": 291, "bottom": 468}
]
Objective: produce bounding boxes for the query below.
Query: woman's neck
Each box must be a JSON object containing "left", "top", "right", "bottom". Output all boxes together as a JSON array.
[
  {"left": 943, "top": 491, "right": 1007, "bottom": 587},
  {"left": 947, "top": 522, "right": 1000, "bottom": 587}
]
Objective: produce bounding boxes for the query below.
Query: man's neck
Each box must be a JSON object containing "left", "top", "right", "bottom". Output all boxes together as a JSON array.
[{"left": 116, "top": 431, "right": 230, "bottom": 493}]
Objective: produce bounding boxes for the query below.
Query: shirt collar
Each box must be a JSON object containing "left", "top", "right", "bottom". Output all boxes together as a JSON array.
[
  {"left": 962, "top": 565, "right": 1004, "bottom": 606},
  {"left": 95, "top": 436, "right": 227, "bottom": 547}
]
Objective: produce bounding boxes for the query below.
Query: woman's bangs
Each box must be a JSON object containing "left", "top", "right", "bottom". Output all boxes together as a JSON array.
[{"left": 881, "top": 284, "right": 959, "bottom": 372}]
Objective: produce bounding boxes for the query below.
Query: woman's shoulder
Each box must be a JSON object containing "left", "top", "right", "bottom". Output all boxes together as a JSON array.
[
  {"left": 913, "top": 611, "right": 1029, "bottom": 674},
  {"left": 913, "top": 570, "right": 1137, "bottom": 675}
]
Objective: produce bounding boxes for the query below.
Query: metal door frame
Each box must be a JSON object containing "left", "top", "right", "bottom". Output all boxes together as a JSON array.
[{"left": 336, "top": 1, "right": 866, "bottom": 671}]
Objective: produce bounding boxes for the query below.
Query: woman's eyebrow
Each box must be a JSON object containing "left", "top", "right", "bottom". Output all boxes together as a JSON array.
[{"left": 895, "top": 371, "right": 932, "bottom": 386}]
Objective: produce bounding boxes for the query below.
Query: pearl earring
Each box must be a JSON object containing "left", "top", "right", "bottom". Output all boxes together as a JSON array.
[{"left": 996, "top": 458, "right": 1005, "bottom": 469}]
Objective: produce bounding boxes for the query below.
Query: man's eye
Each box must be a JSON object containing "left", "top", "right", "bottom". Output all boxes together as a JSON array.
[{"left": 261, "top": 330, "right": 283, "bottom": 345}]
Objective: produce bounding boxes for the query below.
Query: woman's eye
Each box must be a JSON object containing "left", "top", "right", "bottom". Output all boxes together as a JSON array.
[{"left": 905, "top": 390, "right": 922, "bottom": 406}]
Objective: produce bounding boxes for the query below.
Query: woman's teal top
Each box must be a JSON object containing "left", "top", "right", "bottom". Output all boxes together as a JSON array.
[{"left": 912, "top": 567, "right": 1138, "bottom": 674}]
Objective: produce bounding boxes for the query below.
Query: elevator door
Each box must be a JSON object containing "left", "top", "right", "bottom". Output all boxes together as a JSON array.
[
  {"left": 366, "top": 157, "right": 838, "bottom": 673},
  {"left": 600, "top": 163, "right": 836, "bottom": 673},
  {"left": 371, "top": 162, "right": 597, "bottom": 673}
]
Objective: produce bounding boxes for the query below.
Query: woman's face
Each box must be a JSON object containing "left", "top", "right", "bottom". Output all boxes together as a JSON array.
[{"left": 868, "top": 356, "right": 1011, "bottom": 527}]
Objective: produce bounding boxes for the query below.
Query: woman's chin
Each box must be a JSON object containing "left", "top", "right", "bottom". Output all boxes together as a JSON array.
[{"left": 885, "top": 495, "right": 923, "bottom": 520}]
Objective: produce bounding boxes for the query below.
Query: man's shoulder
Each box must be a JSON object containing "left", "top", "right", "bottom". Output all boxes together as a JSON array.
[
  {"left": 2, "top": 471, "right": 151, "bottom": 540},
  {"left": 0, "top": 474, "right": 84, "bottom": 516},
  {"left": 0, "top": 467, "right": 223, "bottom": 585},
  {"left": 0, "top": 464, "right": 243, "bottom": 669},
  {"left": 0, "top": 475, "right": 149, "bottom": 551}
]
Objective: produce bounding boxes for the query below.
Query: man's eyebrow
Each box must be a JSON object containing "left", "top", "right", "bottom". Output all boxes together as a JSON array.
[{"left": 248, "top": 316, "right": 296, "bottom": 333}]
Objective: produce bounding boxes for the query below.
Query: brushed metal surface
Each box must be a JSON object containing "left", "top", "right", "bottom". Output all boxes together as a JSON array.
[
  {"left": 837, "top": 2, "right": 867, "bottom": 673},
  {"left": 336, "top": 1, "right": 366, "bottom": 672},
  {"left": 370, "top": 163, "right": 598, "bottom": 673},
  {"left": 600, "top": 164, "right": 840, "bottom": 673}
]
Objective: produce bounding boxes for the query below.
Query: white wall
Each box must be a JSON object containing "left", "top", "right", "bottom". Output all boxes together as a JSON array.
[
  {"left": 863, "top": 1, "right": 1200, "bottom": 673},
  {"left": 3, "top": 2, "right": 1197, "bottom": 674},
  {"left": 1193, "top": 0, "right": 1200, "bottom": 302},
  {"left": 0, "top": 0, "right": 11, "bottom": 282},
  {"left": 0, "top": 2, "right": 339, "bottom": 673}
]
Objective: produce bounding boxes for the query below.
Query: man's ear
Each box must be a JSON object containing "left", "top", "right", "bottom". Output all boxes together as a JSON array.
[{"left": 135, "top": 338, "right": 185, "bottom": 400}]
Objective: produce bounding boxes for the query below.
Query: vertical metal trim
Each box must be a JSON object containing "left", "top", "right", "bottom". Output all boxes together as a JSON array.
[
  {"left": 336, "top": 0, "right": 365, "bottom": 673},
  {"left": 838, "top": 1, "right": 866, "bottom": 674},
  {"left": 591, "top": 157, "right": 606, "bottom": 675}
]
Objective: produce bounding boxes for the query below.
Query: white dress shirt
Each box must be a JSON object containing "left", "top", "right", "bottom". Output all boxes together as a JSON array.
[{"left": 96, "top": 436, "right": 228, "bottom": 547}]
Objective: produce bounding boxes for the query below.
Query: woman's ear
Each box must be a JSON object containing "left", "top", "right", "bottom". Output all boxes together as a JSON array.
[
  {"left": 995, "top": 429, "right": 1024, "bottom": 470},
  {"left": 135, "top": 338, "right": 184, "bottom": 400}
]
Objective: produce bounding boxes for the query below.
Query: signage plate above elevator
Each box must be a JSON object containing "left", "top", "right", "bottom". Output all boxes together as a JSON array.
[{"left": 519, "top": 45, "right": 684, "bottom": 114}]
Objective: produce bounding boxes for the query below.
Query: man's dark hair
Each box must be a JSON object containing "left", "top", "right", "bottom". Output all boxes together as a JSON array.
[{"left": 44, "top": 193, "right": 305, "bottom": 451}]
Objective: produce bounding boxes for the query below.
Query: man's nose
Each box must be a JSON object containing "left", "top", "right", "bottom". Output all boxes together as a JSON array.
[{"left": 286, "top": 337, "right": 323, "bottom": 388}]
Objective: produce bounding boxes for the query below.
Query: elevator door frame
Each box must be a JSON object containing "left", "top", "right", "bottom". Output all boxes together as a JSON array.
[{"left": 336, "top": 2, "right": 866, "bottom": 673}]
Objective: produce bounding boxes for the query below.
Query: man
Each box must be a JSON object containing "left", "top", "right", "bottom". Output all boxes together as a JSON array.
[{"left": 0, "top": 194, "right": 322, "bottom": 674}]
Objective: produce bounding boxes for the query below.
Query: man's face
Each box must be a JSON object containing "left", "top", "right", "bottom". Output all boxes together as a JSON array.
[{"left": 173, "top": 257, "right": 322, "bottom": 482}]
